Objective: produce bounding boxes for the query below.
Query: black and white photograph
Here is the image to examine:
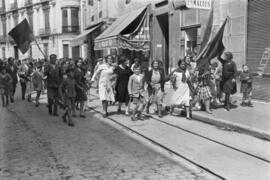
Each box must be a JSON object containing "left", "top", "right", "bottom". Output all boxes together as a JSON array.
[{"left": 0, "top": 0, "right": 269, "bottom": 179}]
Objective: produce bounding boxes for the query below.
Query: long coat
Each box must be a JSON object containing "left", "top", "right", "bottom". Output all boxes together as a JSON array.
[
  {"left": 32, "top": 70, "right": 43, "bottom": 91},
  {"left": 218, "top": 57, "right": 237, "bottom": 95}
]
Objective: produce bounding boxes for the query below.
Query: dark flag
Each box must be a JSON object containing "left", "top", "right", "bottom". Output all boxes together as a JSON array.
[
  {"left": 8, "top": 19, "right": 34, "bottom": 54},
  {"left": 197, "top": 18, "right": 228, "bottom": 69},
  {"left": 199, "top": 8, "right": 213, "bottom": 53},
  {"left": 126, "top": 0, "right": 131, "bottom": 4}
]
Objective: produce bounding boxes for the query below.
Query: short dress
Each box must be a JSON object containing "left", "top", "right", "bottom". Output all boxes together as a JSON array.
[
  {"left": 171, "top": 71, "right": 191, "bottom": 106},
  {"left": 92, "top": 64, "right": 115, "bottom": 102},
  {"left": 148, "top": 70, "right": 164, "bottom": 105}
]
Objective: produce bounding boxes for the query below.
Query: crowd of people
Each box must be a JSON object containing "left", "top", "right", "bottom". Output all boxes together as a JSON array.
[{"left": 0, "top": 51, "right": 254, "bottom": 127}]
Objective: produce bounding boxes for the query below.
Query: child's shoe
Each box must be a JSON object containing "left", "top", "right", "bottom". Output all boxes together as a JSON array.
[
  {"left": 247, "top": 102, "right": 253, "bottom": 107},
  {"left": 240, "top": 102, "right": 246, "bottom": 107}
]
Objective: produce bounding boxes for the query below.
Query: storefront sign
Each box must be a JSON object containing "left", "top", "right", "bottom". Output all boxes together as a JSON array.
[{"left": 185, "top": 0, "right": 212, "bottom": 9}]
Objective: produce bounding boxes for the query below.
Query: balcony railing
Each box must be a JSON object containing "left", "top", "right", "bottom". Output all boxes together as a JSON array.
[
  {"left": 25, "top": 0, "right": 33, "bottom": 6},
  {"left": 39, "top": 28, "right": 51, "bottom": 36},
  {"left": 0, "top": 6, "right": 5, "bottom": 13},
  {"left": 0, "top": 36, "right": 6, "bottom": 43},
  {"left": 62, "top": 26, "right": 79, "bottom": 33},
  {"left": 10, "top": 2, "right": 18, "bottom": 10}
]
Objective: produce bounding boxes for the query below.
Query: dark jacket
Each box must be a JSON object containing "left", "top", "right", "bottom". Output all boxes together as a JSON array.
[
  {"left": 44, "top": 64, "right": 62, "bottom": 88},
  {"left": 6, "top": 64, "right": 18, "bottom": 84},
  {"left": 218, "top": 56, "right": 237, "bottom": 80},
  {"left": 144, "top": 69, "right": 165, "bottom": 92}
]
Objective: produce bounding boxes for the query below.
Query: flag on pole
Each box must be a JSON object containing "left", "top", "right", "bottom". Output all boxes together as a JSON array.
[
  {"left": 8, "top": 18, "right": 34, "bottom": 54},
  {"left": 197, "top": 18, "right": 228, "bottom": 69},
  {"left": 199, "top": 8, "right": 213, "bottom": 53}
]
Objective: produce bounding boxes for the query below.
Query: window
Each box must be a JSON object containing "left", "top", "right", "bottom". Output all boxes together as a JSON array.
[
  {"left": 91, "top": 15, "right": 94, "bottom": 22},
  {"left": 44, "top": 43, "right": 48, "bottom": 57},
  {"left": 62, "top": 9, "right": 68, "bottom": 27},
  {"left": 71, "top": 8, "right": 79, "bottom": 27},
  {"left": 2, "top": 47, "right": 5, "bottom": 59},
  {"left": 88, "top": 0, "right": 93, "bottom": 6},
  {"left": 27, "top": 12, "right": 33, "bottom": 30},
  {"left": 99, "top": 11, "right": 102, "bottom": 18},
  {"left": 2, "top": 19, "right": 6, "bottom": 37},
  {"left": 44, "top": 9, "right": 50, "bottom": 30},
  {"left": 63, "top": 44, "right": 69, "bottom": 58},
  {"left": 13, "top": 14, "right": 18, "bottom": 26}
]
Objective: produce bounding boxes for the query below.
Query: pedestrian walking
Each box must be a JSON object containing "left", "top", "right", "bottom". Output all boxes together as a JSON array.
[
  {"left": 6, "top": 57, "right": 18, "bottom": 103},
  {"left": 114, "top": 56, "right": 133, "bottom": 115},
  {"left": 18, "top": 59, "right": 30, "bottom": 101},
  {"left": 145, "top": 60, "right": 166, "bottom": 118},
  {"left": 218, "top": 52, "right": 237, "bottom": 111},
  {"left": 32, "top": 62, "right": 44, "bottom": 107},
  {"left": 91, "top": 55, "right": 116, "bottom": 117},
  {"left": 169, "top": 59, "right": 192, "bottom": 119},
  {"left": 74, "top": 59, "right": 87, "bottom": 118},
  {"left": 59, "top": 66, "right": 76, "bottom": 127},
  {"left": 128, "top": 65, "right": 146, "bottom": 121},
  {"left": 26, "top": 61, "right": 34, "bottom": 102},
  {"left": 44, "top": 54, "right": 62, "bottom": 116},
  {"left": 240, "top": 64, "right": 253, "bottom": 107},
  {"left": 0, "top": 65, "right": 13, "bottom": 107},
  {"left": 196, "top": 69, "right": 213, "bottom": 114}
]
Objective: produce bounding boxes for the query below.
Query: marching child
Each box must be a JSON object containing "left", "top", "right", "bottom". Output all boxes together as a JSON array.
[
  {"left": 0, "top": 65, "right": 13, "bottom": 107},
  {"left": 59, "top": 66, "right": 76, "bottom": 126},
  {"left": 32, "top": 62, "right": 44, "bottom": 107},
  {"left": 128, "top": 65, "right": 146, "bottom": 121},
  {"left": 240, "top": 64, "right": 253, "bottom": 107}
]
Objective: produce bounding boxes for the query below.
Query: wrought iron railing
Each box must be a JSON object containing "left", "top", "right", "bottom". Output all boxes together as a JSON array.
[{"left": 62, "top": 26, "right": 79, "bottom": 33}]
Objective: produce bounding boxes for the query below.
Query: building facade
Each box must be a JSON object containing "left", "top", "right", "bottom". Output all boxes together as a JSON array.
[
  {"left": 151, "top": 0, "right": 248, "bottom": 74},
  {"left": 0, "top": 0, "right": 84, "bottom": 60}
]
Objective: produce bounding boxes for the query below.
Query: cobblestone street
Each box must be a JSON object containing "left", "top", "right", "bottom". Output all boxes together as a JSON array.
[{"left": 0, "top": 98, "right": 218, "bottom": 180}]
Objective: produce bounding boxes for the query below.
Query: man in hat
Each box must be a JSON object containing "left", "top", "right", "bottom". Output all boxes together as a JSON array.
[{"left": 44, "top": 54, "right": 62, "bottom": 116}]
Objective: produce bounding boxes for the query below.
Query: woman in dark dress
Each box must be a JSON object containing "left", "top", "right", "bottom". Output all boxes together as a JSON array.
[
  {"left": 74, "top": 59, "right": 87, "bottom": 118},
  {"left": 218, "top": 52, "right": 237, "bottom": 111},
  {"left": 114, "top": 56, "right": 133, "bottom": 114}
]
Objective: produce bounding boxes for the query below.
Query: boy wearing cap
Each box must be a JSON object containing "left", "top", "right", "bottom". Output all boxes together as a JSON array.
[{"left": 59, "top": 66, "right": 76, "bottom": 127}]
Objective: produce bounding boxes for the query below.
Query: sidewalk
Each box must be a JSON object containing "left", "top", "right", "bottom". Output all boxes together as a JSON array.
[{"left": 162, "top": 84, "right": 270, "bottom": 141}]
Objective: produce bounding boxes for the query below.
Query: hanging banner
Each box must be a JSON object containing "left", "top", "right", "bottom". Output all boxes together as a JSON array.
[{"left": 185, "top": 0, "right": 212, "bottom": 9}]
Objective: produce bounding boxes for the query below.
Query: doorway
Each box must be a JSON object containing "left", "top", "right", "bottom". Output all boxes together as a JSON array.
[{"left": 156, "top": 13, "right": 169, "bottom": 74}]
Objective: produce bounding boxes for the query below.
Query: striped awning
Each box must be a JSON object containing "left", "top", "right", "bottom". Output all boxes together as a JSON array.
[
  {"left": 70, "top": 25, "right": 100, "bottom": 47},
  {"left": 95, "top": 5, "right": 150, "bottom": 51}
]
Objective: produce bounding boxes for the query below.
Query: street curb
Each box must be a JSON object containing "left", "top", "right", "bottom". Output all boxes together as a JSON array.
[{"left": 173, "top": 108, "right": 270, "bottom": 141}]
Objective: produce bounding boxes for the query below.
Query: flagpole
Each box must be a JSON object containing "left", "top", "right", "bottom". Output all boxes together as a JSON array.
[{"left": 34, "top": 38, "right": 46, "bottom": 59}]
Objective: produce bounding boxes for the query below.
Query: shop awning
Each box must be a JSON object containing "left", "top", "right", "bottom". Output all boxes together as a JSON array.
[
  {"left": 95, "top": 5, "right": 150, "bottom": 51},
  {"left": 70, "top": 25, "right": 100, "bottom": 47}
]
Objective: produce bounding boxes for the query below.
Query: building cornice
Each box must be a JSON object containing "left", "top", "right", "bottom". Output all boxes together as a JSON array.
[{"left": 0, "top": 0, "right": 53, "bottom": 16}]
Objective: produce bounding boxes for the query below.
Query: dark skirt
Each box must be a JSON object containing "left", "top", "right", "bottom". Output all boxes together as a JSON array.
[
  {"left": 76, "top": 88, "right": 87, "bottom": 101},
  {"left": 115, "top": 86, "right": 129, "bottom": 103},
  {"left": 220, "top": 78, "right": 237, "bottom": 95}
]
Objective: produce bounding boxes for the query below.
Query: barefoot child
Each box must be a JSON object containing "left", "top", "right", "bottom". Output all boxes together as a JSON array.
[
  {"left": 59, "top": 66, "right": 76, "bottom": 126},
  {"left": 128, "top": 65, "right": 146, "bottom": 121},
  {"left": 240, "top": 64, "right": 253, "bottom": 107},
  {"left": 0, "top": 66, "right": 13, "bottom": 107}
]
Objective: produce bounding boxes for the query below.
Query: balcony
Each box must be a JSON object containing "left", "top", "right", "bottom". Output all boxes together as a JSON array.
[
  {"left": 25, "top": 0, "right": 33, "bottom": 6},
  {"left": 0, "top": 36, "right": 7, "bottom": 43},
  {"left": 0, "top": 6, "right": 5, "bottom": 13},
  {"left": 39, "top": 28, "right": 51, "bottom": 37},
  {"left": 10, "top": 2, "right": 18, "bottom": 10},
  {"left": 62, "top": 26, "right": 80, "bottom": 33}
]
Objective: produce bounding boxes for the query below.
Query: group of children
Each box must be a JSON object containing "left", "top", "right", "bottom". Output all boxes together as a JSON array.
[{"left": 0, "top": 56, "right": 254, "bottom": 123}]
